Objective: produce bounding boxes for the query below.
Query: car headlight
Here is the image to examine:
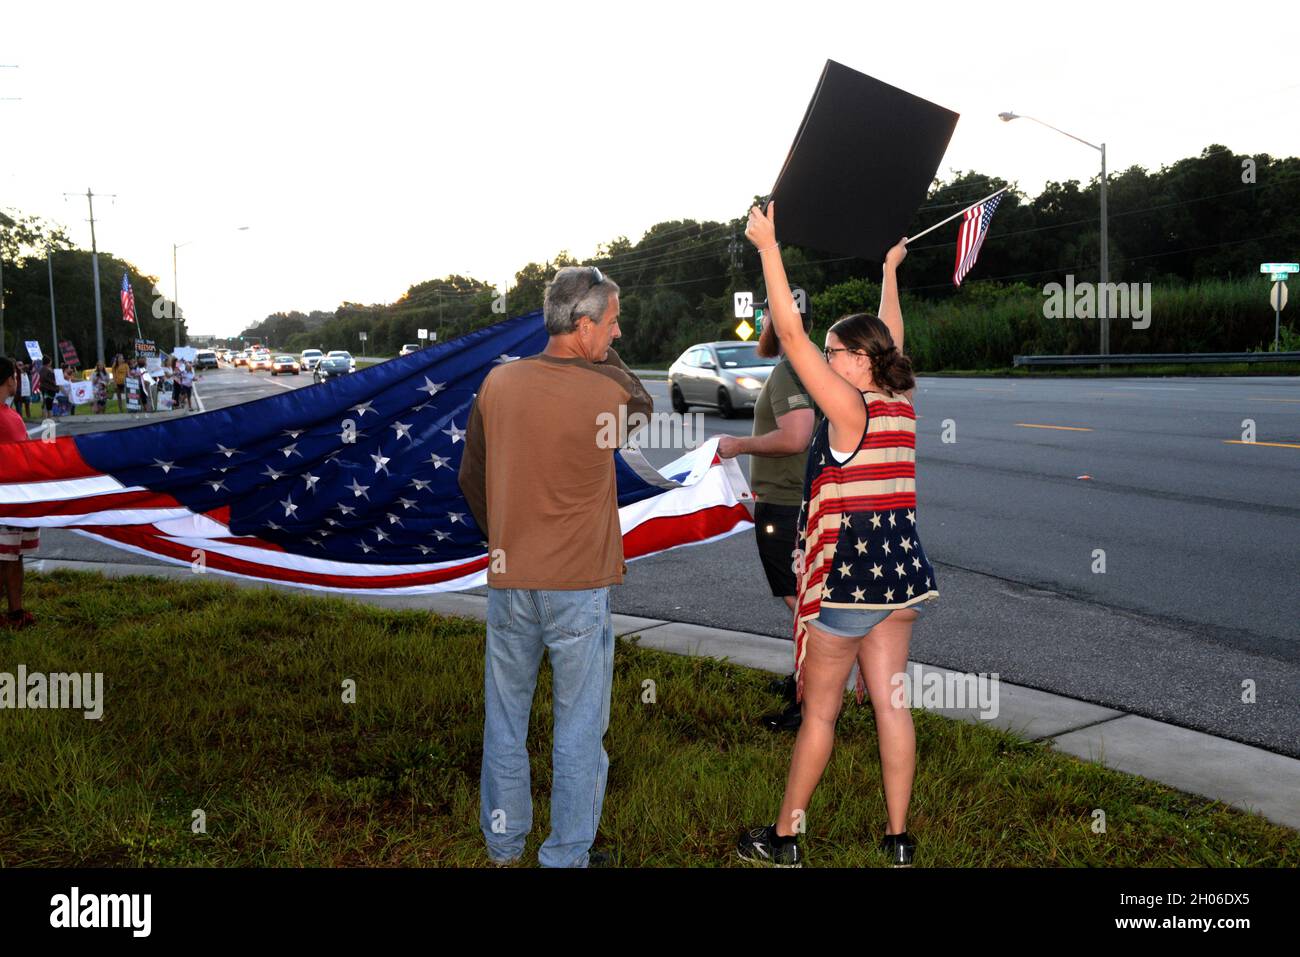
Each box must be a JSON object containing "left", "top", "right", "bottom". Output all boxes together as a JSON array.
[{"left": 736, "top": 376, "right": 762, "bottom": 391}]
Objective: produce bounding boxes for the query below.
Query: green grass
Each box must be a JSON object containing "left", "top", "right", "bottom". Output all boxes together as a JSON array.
[{"left": 1, "top": 570, "right": 1295, "bottom": 867}]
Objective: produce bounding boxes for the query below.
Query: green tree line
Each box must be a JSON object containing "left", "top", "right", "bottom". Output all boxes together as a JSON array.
[
  {"left": 5, "top": 144, "right": 1295, "bottom": 368},
  {"left": 240, "top": 143, "right": 1298, "bottom": 365},
  {"left": 0, "top": 210, "right": 180, "bottom": 365}
]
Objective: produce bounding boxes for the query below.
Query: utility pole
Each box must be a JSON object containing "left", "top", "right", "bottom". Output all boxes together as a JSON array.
[
  {"left": 0, "top": 225, "right": 6, "bottom": 356},
  {"left": 47, "top": 250, "right": 58, "bottom": 363},
  {"left": 0, "top": 67, "right": 17, "bottom": 352},
  {"left": 173, "top": 243, "right": 182, "bottom": 349},
  {"left": 64, "top": 188, "right": 114, "bottom": 367},
  {"left": 727, "top": 226, "right": 745, "bottom": 289},
  {"left": 1099, "top": 142, "right": 1109, "bottom": 360}
]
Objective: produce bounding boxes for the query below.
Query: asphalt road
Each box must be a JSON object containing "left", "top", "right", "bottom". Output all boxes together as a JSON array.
[{"left": 32, "top": 365, "right": 1300, "bottom": 757}]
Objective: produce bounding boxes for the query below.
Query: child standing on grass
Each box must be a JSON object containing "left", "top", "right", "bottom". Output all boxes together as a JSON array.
[
  {"left": 16, "top": 359, "right": 33, "bottom": 419},
  {"left": 92, "top": 361, "right": 110, "bottom": 414},
  {"left": 0, "top": 356, "right": 39, "bottom": 631}
]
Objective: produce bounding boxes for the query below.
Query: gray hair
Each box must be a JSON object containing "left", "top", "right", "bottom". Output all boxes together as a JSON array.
[{"left": 543, "top": 266, "right": 620, "bottom": 335}]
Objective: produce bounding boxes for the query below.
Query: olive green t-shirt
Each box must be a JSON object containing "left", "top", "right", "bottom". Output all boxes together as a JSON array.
[{"left": 749, "top": 358, "right": 813, "bottom": 506}]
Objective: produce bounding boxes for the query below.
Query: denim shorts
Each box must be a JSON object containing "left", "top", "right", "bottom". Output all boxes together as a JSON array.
[{"left": 813, "top": 598, "right": 932, "bottom": 638}]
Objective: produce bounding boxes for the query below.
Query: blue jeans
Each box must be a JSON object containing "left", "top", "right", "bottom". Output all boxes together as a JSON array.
[{"left": 480, "top": 586, "right": 614, "bottom": 868}]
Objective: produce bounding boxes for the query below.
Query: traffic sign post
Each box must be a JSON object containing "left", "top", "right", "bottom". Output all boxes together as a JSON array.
[
  {"left": 1259, "top": 265, "right": 1295, "bottom": 351},
  {"left": 1270, "top": 281, "right": 1288, "bottom": 351},
  {"left": 1270, "top": 282, "right": 1288, "bottom": 312},
  {"left": 734, "top": 292, "right": 754, "bottom": 319}
]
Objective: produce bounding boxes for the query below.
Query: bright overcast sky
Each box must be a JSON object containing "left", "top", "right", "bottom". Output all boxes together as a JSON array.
[{"left": 2, "top": 0, "right": 1295, "bottom": 338}]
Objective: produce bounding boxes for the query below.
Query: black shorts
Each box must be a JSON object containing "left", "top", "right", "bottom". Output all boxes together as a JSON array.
[{"left": 754, "top": 501, "right": 802, "bottom": 598}]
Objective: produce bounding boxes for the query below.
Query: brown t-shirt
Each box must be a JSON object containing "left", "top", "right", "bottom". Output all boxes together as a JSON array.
[{"left": 458, "top": 347, "right": 654, "bottom": 590}]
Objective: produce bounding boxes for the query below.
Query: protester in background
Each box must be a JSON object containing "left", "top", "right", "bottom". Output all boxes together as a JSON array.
[
  {"left": 15, "top": 360, "right": 33, "bottom": 419},
  {"left": 92, "top": 361, "right": 110, "bottom": 414},
  {"left": 0, "top": 356, "right": 39, "bottom": 631},
  {"left": 111, "top": 353, "right": 130, "bottom": 412},
  {"left": 37, "top": 361, "right": 58, "bottom": 415},
  {"left": 61, "top": 362, "right": 81, "bottom": 415},
  {"left": 179, "top": 358, "right": 195, "bottom": 410},
  {"left": 459, "top": 265, "right": 653, "bottom": 868},
  {"left": 717, "top": 310, "right": 815, "bottom": 733},
  {"left": 130, "top": 358, "right": 151, "bottom": 412},
  {"left": 168, "top": 358, "right": 182, "bottom": 410}
]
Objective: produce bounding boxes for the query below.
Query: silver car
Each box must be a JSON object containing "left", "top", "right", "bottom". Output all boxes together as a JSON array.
[{"left": 668, "top": 341, "right": 778, "bottom": 418}]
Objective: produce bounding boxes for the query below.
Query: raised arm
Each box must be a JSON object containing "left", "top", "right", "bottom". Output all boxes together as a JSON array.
[
  {"left": 746, "top": 202, "right": 866, "bottom": 444},
  {"left": 878, "top": 240, "right": 907, "bottom": 354}
]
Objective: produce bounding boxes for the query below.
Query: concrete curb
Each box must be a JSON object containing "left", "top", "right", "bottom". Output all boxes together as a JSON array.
[
  {"left": 28, "top": 557, "right": 1300, "bottom": 832},
  {"left": 21, "top": 407, "right": 195, "bottom": 427}
]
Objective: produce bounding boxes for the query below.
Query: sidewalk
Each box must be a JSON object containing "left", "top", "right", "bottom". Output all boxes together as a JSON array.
[
  {"left": 28, "top": 556, "right": 1300, "bottom": 832},
  {"left": 21, "top": 383, "right": 204, "bottom": 434}
]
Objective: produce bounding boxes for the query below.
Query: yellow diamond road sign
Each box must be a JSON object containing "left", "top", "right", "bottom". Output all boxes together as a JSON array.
[{"left": 735, "top": 319, "right": 754, "bottom": 341}]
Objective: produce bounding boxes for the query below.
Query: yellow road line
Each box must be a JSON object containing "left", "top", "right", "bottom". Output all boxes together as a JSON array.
[
  {"left": 1247, "top": 397, "right": 1300, "bottom": 403},
  {"left": 1015, "top": 423, "right": 1094, "bottom": 432},
  {"left": 1223, "top": 439, "right": 1300, "bottom": 449}
]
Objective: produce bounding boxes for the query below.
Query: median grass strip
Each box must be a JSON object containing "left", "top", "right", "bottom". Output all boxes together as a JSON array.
[{"left": 1, "top": 570, "right": 1295, "bottom": 867}]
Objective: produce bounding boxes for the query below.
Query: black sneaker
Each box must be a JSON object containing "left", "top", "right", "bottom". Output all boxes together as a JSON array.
[
  {"left": 767, "top": 673, "right": 797, "bottom": 701},
  {"left": 737, "top": 824, "right": 802, "bottom": 867},
  {"left": 761, "top": 700, "right": 802, "bottom": 733},
  {"left": 881, "top": 831, "right": 917, "bottom": 867}
]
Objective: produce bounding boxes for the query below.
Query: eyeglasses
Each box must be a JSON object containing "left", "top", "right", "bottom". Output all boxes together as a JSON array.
[{"left": 824, "top": 346, "right": 866, "bottom": 360}]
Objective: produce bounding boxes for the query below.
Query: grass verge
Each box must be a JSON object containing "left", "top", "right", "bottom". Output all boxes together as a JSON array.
[{"left": 1, "top": 570, "right": 1294, "bottom": 867}]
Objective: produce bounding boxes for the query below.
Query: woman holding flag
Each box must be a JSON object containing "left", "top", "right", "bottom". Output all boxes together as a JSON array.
[{"left": 736, "top": 202, "right": 939, "bottom": 868}]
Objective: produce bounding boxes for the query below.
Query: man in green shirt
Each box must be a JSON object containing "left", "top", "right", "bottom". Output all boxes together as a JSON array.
[{"left": 718, "top": 314, "right": 815, "bottom": 730}]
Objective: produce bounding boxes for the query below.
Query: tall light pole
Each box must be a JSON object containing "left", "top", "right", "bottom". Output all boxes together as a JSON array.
[
  {"left": 47, "top": 248, "right": 58, "bottom": 362},
  {"left": 0, "top": 222, "right": 6, "bottom": 356},
  {"left": 0, "top": 66, "right": 18, "bottom": 353},
  {"left": 62, "top": 188, "right": 115, "bottom": 367},
  {"left": 999, "top": 111, "right": 1109, "bottom": 356},
  {"left": 173, "top": 226, "right": 250, "bottom": 350},
  {"left": 172, "top": 240, "right": 189, "bottom": 350}
]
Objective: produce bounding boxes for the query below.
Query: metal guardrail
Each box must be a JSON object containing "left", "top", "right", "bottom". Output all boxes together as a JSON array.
[{"left": 1013, "top": 352, "right": 1300, "bottom": 367}]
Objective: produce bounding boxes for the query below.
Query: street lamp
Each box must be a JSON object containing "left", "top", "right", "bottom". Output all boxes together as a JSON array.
[
  {"left": 1000, "top": 111, "right": 1109, "bottom": 355},
  {"left": 173, "top": 226, "right": 250, "bottom": 350}
]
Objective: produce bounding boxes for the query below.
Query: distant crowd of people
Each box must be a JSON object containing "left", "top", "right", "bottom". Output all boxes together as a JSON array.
[{"left": 6, "top": 352, "right": 198, "bottom": 419}]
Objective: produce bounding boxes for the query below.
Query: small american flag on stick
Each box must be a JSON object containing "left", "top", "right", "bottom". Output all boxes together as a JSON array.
[
  {"left": 120, "top": 272, "right": 137, "bottom": 324},
  {"left": 952, "top": 192, "right": 1004, "bottom": 286}
]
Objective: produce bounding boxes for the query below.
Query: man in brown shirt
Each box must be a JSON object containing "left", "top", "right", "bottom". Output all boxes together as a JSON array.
[{"left": 458, "top": 265, "right": 652, "bottom": 867}]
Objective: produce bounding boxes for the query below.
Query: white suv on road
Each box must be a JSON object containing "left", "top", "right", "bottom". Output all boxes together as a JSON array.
[{"left": 300, "top": 349, "right": 324, "bottom": 370}]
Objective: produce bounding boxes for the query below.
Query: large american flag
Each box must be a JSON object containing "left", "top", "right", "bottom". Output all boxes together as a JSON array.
[
  {"left": 0, "top": 311, "right": 753, "bottom": 593},
  {"left": 952, "top": 193, "right": 1003, "bottom": 286},
  {"left": 120, "top": 273, "right": 137, "bottom": 325}
]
